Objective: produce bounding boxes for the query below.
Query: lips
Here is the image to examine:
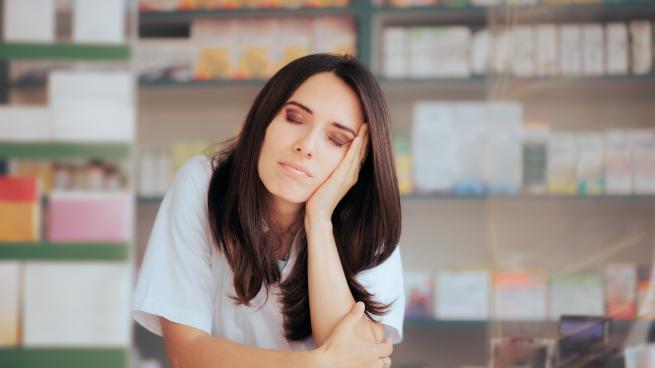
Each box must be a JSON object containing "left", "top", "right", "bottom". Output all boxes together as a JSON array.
[{"left": 279, "top": 161, "right": 312, "bottom": 177}]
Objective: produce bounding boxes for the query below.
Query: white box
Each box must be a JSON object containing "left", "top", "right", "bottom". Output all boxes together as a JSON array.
[
  {"left": 435, "top": 270, "right": 490, "bottom": 320},
  {"left": 412, "top": 102, "right": 459, "bottom": 193},
  {"left": 575, "top": 133, "right": 605, "bottom": 195},
  {"left": 512, "top": 26, "right": 536, "bottom": 77},
  {"left": 23, "top": 262, "right": 131, "bottom": 346},
  {"left": 492, "top": 29, "right": 513, "bottom": 75},
  {"left": 383, "top": 27, "right": 409, "bottom": 79},
  {"left": 0, "top": 106, "right": 52, "bottom": 141},
  {"left": 73, "top": 0, "right": 125, "bottom": 44},
  {"left": 409, "top": 27, "right": 434, "bottom": 79},
  {"left": 605, "top": 130, "right": 633, "bottom": 195},
  {"left": 548, "top": 133, "right": 578, "bottom": 194},
  {"left": 3, "top": 0, "right": 55, "bottom": 42},
  {"left": 484, "top": 103, "right": 523, "bottom": 194},
  {"left": 471, "top": 29, "right": 491, "bottom": 75},
  {"left": 606, "top": 23, "right": 629, "bottom": 75},
  {"left": 560, "top": 24, "right": 583, "bottom": 76},
  {"left": 630, "top": 21, "right": 653, "bottom": 75},
  {"left": 0, "top": 262, "right": 20, "bottom": 346},
  {"left": 49, "top": 71, "right": 134, "bottom": 142},
  {"left": 536, "top": 24, "right": 558, "bottom": 76},
  {"left": 631, "top": 130, "right": 655, "bottom": 195},
  {"left": 582, "top": 24, "right": 605, "bottom": 76},
  {"left": 431, "top": 27, "right": 471, "bottom": 78}
]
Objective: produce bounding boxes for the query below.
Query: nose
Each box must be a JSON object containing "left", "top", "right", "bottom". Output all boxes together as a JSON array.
[{"left": 292, "top": 130, "right": 317, "bottom": 158}]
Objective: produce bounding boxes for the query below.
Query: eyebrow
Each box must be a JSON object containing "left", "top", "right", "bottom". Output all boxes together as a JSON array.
[{"left": 285, "top": 101, "right": 357, "bottom": 137}]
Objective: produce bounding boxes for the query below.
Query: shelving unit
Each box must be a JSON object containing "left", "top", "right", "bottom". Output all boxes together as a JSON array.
[{"left": 0, "top": 2, "right": 137, "bottom": 368}]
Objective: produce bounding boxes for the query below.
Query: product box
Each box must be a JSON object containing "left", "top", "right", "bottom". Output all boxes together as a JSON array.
[
  {"left": 549, "top": 272, "right": 604, "bottom": 320},
  {"left": 547, "top": 133, "right": 578, "bottom": 194},
  {"left": 492, "top": 29, "right": 513, "bottom": 75},
  {"left": 0, "top": 106, "right": 52, "bottom": 141},
  {"left": 452, "top": 103, "right": 488, "bottom": 195},
  {"left": 271, "top": 19, "right": 312, "bottom": 77},
  {"left": 471, "top": 29, "right": 492, "bottom": 76},
  {"left": 432, "top": 27, "right": 472, "bottom": 78},
  {"left": 536, "top": 24, "right": 559, "bottom": 76},
  {"left": 73, "top": 0, "right": 125, "bottom": 44},
  {"left": 383, "top": 27, "right": 409, "bottom": 79},
  {"left": 582, "top": 24, "right": 605, "bottom": 76},
  {"left": 435, "top": 270, "right": 490, "bottom": 320},
  {"left": 637, "top": 265, "right": 655, "bottom": 318},
  {"left": 47, "top": 191, "right": 133, "bottom": 242},
  {"left": 630, "top": 130, "right": 655, "bottom": 195},
  {"left": 484, "top": 103, "right": 523, "bottom": 195},
  {"left": 0, "top": 262, "right": 20, "bottom": 346},
  {"left": 404, "top": 270, "right": 433, "bottom": 318},
  {"left": 512, "top": 26, "right": 536, "bottom": 77},
  {"left": 234, "top": 19, "right": 275, "bottom": 79},
  {"left": 192, "top": 19, "right": 239, "bottom": 80},
  {"left": 494, "top": 271, "right": 548, "bottom": 320},
  {"left": 630, "top": 21, "right": 653, "bottom": 75},
  {"left": 605, "top": 263, "right": 637, "bottom": 320},
  {"left": 3, "top": 0, "right": 55, "bottom": 42},
  {"left": 412, "top": 102, "right": 459, "bottom": 193},
  {"left": 605, "top": 130, "right": 632, "bottom": 195},
  {"left": 522, "top": 123, "right": 550, "bottom": 194},
  {"left": 576, "top": 133, "right": 605, "bottom": 195},
  {"left": 0, "top": 177, "right": 40, "bottom": 242},
  {"left": 409, "top": 27, "right": 434, "bottom": 79},
  {"left": 312, "top": 16, "right": 357, "bottom": 57},
  {"left": 48, "top": 71, "right": 134, "bottom": 142},
  {"left": 23, "top": 262, "right": 131, "bottom": 346},
  {"left": 606, "top": 23, "right": 629, "bottom": 75},
  {"left": 559, "top": 24, "right": 583, "bottom": 76}
]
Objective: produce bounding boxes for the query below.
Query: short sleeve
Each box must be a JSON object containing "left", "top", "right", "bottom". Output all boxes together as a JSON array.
[
  {"left": 355, "top": 246, "right": 405, "bottom": 344},
  {"left": 132, "top": 155, "right": 216, "bottom": 336}
]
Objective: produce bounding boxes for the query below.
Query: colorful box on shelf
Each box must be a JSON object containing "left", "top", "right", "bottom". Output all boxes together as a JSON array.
[
  {"left": 0, "top": 262, "right": 20, "bottom": 347},
  {"left": 47, "top": 191, "right": 133, "bottom": 242},
  {"left": 0, "top": 177, "right": 40, "bottom": 242}
]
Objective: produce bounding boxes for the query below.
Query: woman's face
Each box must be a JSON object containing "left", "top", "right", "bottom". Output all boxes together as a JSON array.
[{"left": 258, "top": 72, "right": 365, "bottom": 206}]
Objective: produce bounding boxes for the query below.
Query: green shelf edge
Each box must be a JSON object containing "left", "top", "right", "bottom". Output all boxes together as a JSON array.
[
  {"left": 0, "top": 43, "right": 130, "bottom": 61},
  {"left": 0, "top": 142, "right": 133, "bottom": 160},
  {"left": 0, "top": 347, "right": 128, "bottom": 368},
  {"left": 0, "top": 243, "right": 129, "bottom": 261}
]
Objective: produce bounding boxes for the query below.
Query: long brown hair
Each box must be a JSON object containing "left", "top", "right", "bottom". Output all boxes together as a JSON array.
[{"left": 207, "top": 53, "right": 401, "bottom": 341}]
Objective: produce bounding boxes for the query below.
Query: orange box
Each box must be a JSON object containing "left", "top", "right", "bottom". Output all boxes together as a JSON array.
[{"left": 0, "top": 202, "right": 40, "bottom": 242}]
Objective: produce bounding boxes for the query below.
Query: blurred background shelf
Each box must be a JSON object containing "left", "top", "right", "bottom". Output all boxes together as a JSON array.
[
  {"left": 0, "top": 43, "right": 131, "bottom": 61},
  {"left": 0, "top": 348, "right": 128, "bottom": 368},
  {"left": 0, "top": 242, "right": 129, "bottom": 261},
  {"left": 0, "top": 142, "right": 132, "bottom": 160}
]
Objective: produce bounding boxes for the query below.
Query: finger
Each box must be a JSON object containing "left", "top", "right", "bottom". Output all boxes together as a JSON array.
[
  {"left": 373, "top": 337, "right": 393, "bottom": 358},
  {"left": 340, "top": 301, "right": 365, "bottom": 331}
]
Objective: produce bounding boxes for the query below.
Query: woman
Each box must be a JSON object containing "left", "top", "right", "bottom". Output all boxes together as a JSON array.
[{"left": 133, "top": 53, "right": 405, "bottom": 368}]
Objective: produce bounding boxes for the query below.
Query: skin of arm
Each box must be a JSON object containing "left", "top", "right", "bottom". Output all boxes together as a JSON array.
[
  {"left": 161, "top": 317, "right": 330, "bottom": 368},
  {"left": 305, "top": 216, "right": 385, "bottom": 348}
]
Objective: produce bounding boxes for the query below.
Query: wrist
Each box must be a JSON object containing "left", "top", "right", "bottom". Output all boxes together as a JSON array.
[
  {"left": 307, "top": 345, "right": 332, "bottom": 368},
  {"left": 304, "top": 213, "right": 332, "bottom": 229}
]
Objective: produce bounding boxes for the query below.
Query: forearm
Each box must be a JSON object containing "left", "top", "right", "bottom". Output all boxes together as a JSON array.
[
  {"left": 305, "top": 216, "right": 383, "bottom": 347},
  {"left": 166, "top": 332, "right": 321, "bottom": 368}
]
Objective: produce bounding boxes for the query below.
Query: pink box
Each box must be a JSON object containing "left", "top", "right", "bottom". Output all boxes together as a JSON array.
[{"left": 47, "top": 191, "right": 132, "bottom": 242}]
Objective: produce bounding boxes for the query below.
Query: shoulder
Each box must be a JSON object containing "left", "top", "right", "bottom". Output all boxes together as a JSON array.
[{"left": 169, "top": 154, "right": 214, "bottom": 200}]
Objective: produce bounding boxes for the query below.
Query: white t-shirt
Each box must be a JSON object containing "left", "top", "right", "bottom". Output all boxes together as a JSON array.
[{"left": 132, "top": 155, "right": 405, "bottom": 350}]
